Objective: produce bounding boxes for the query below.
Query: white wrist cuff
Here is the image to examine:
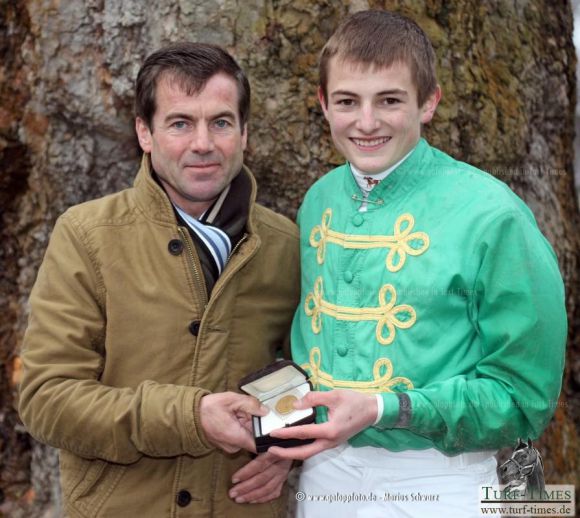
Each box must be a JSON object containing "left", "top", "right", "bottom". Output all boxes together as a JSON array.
[{"left": 373, "top": 394, "right": 384, "bottom": 425}]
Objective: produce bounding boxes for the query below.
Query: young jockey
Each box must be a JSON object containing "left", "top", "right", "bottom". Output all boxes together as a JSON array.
[{"left": 270, "top": 10, "right": 567, "bottom": 517}]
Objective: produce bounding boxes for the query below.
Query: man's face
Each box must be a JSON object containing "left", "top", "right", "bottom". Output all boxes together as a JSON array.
[
  {"left": 136, "top": 72, "right": 247, "bottom": 217},
  {"left": 320, "top": 58, "right": 440, "bottom": 175}
]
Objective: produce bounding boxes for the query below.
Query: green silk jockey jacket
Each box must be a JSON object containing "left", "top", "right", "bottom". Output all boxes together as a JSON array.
[{"left": 292, "top": 138, "right": 567, "bottom": 454}]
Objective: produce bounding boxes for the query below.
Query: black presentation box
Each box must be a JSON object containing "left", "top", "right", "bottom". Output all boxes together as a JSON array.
[{"left": 239, "top": 360, "right": 316, "bottom": 453}]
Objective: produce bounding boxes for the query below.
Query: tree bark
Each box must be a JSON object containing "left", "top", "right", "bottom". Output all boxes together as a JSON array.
[{"left": 1, "top": 0, "right": 578, "bottom": 516}]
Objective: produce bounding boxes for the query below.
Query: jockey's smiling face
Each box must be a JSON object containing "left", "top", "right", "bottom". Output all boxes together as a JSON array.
[{"left": 319, "top": 59, "right": 440, "bottom": 175}]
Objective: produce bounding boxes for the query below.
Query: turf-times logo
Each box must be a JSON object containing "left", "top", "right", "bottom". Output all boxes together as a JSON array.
[{"left": 479, "top": 484, "right": 575, "bottom": 516}]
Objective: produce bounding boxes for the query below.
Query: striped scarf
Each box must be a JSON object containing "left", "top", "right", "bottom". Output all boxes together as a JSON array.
[{"left": 173, "top": 187, "right": 232, "bottom": 274}]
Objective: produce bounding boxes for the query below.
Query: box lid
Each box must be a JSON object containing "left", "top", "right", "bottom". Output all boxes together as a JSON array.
[{"left": 239, "top": 360, "right": 310, "bottom": 401}]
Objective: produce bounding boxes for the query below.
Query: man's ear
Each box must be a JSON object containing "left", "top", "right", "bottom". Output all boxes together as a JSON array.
[
  {"left": 241, "top": 122, "right": 248, "bottom": 151},
  {"left": 420, "top": 85, "right": 442, "bottom": 124},
  {"left": 135, "top": 117, "right": 153, "bottom": 153},
  {"left": 318, "top": 86, "right": 330, "bottom": 121}
]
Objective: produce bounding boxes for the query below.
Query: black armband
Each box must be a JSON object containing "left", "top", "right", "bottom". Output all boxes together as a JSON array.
[{"left": 394, "top": 393, "right": 412, "bottom": 428}]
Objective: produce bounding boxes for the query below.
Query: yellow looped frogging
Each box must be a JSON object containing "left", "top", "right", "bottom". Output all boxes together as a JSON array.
[
  {"left": 309, "top": 209, "right": 430, "bottom": 272},
  {"left": 304, "top": 277, "right": 416, "bottom": 346},
  {"left": 302, "top": 347, "right": 414, "bottom": 393}
]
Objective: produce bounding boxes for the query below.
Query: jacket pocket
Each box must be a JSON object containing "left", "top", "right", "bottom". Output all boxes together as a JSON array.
[{"left": 66, "top": 457, "right": 126, "bottom": 518}]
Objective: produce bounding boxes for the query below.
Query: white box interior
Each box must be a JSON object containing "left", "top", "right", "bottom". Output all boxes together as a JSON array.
[
  {"left": 241, "top": 364, "right": 308, "bottom": 400},
  {"left": 258, "top": 382, "right": 313, "bottom": 436}
]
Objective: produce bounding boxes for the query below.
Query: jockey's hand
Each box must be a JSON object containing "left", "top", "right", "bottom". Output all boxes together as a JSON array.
[{"left": 267, "top": 390, "right": 378, "bottom": 460}]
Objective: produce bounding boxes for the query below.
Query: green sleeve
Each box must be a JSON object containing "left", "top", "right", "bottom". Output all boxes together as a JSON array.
[{"left": 374, "top": 210, "right": 567, "bottom": 452}]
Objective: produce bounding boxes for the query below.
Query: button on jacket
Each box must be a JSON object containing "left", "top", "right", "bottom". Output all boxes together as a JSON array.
[{"left": 18, "top": 157, "right": 300, "bottom": 517}]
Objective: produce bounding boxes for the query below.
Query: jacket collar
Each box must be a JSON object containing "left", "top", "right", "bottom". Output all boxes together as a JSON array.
[
  {"left": 132, "top": 154, "right": 259, "bottom": 232},
  {"left": 343, "top": 138, "right": 432, "bottom": 207}
]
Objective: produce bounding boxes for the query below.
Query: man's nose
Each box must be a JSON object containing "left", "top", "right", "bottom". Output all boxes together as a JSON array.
[
  {"left": 190, "top": 125, "right": 215, "bottom": 154},
  {"left": 356, "top": 103, "right": 380, "bottom": 133}
]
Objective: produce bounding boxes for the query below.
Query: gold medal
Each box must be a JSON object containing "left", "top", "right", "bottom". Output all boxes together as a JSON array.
[{"left": 275, "top": 395, "right": 298, "bottom": 415}]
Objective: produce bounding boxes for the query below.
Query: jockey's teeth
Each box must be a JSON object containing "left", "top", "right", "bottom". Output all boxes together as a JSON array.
[{"left": 353, "top": 137, "right": 390, "bottom": 147}]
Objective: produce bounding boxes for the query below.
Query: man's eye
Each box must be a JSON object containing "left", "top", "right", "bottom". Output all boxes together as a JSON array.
[
  {"left": 384, "top": 97, "right": 400, "bottom": 105},
  {"left": 214, "top": 119, "right": 231, "bottom": 129},
  {"left": 171, "top": 121, "right": 188, "bottom": 129},
  {"left": 337, "top": 99, "right": 355, "bottom": 106}
]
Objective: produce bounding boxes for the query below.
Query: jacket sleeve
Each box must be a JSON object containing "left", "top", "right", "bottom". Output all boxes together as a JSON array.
[
  {"left": 369, "top": 209, "right": 567, "bottom": 453},
  {"left": 18, "top": 213, "right": 214, "bottom": 463}
]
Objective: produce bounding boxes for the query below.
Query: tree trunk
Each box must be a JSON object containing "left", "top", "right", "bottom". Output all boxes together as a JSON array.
[{"left": 1, "top": 1, "right": 578, "bottom": 516}]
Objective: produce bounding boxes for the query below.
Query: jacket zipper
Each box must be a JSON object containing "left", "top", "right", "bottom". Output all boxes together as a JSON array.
[
  {"left": 178, "top": 226, "right": 208, "bottom": 308},
  {"left": 227, "top": 233, "right": 248, "bottom": 261}
]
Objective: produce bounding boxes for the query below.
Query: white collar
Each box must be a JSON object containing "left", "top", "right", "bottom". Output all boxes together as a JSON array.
[{"left": 350, "top": 145, "right": 416, "bottom": 183}]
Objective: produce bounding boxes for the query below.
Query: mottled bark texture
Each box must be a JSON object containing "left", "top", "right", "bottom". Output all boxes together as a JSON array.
[{"left": 1, "top": 0, "right": 579, "bottom": 516}]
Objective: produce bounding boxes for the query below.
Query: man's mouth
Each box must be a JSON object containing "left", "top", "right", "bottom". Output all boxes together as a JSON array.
[
  {"left": 184, "top": 162, "right": 220, "bottom": 169},
  {"left": 351, "top": 137, "right": 391, "bottom": 148}
]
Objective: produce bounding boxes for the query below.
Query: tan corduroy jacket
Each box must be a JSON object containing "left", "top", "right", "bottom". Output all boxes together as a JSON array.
[{"left": 18, "top": 157, "right": 300, "bottom": 517}]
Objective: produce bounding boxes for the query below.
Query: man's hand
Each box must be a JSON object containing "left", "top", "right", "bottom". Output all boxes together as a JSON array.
[
  {"left": 199, "top": 392, "right": 268, "bottom": 454},
  {"left": 228, "top": 451, "right": 292, "bottom": 504},
  {"left": 267, "top": 390, "right": 378, "bottom": 460}
]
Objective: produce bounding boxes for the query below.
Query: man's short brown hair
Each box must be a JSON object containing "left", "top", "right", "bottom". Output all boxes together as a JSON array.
[
  {"left": 319, "top": 10, "right": 438, "bottom": 107},
  {"left": 135, "top": 42, "right": 250, "bottom": 131}
]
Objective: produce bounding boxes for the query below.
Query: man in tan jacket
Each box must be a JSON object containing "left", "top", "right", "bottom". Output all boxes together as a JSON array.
[{"left": 19, "top": 42, "right": 300, "bottom": 517}]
